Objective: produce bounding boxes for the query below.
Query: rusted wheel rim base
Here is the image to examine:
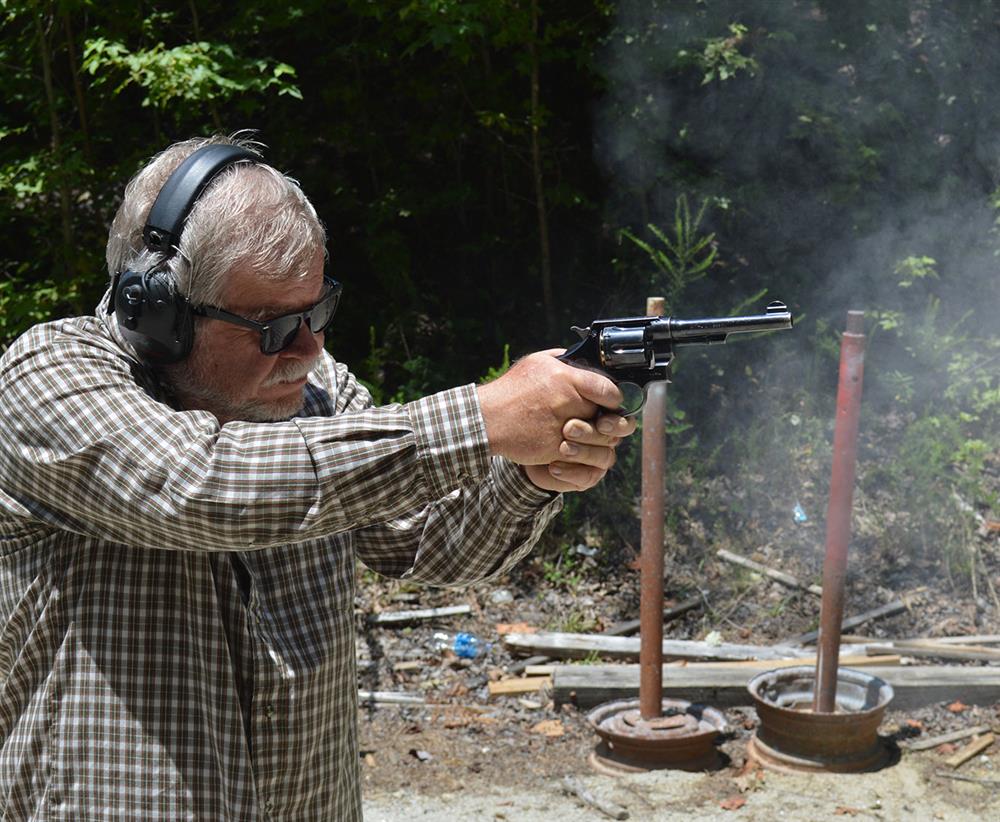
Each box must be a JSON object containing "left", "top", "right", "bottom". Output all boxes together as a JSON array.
[
  {"left": 747, "top": 733, "right": 896, "bottom": 774},
  {"left": 589, "top": 740, "right": 724, "bottom": 775},
  {"left": 587, "top": 698, "right": 726, "bottom": 774}
]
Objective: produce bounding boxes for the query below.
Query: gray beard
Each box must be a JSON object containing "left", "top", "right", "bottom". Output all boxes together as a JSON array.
[{"left": 159, "top": 360, "right": 312, "bottom": 424}]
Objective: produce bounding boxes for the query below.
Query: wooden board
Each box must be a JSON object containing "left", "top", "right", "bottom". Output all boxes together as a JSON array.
[
  {"left": 487, "top": 676, "right": 552, "bottom": 697},
  {"left": 552, "top": 664, "right": 1000, "bottom": 711},
  {"left": 501, "top": 631, "right": 870, "bottom": 662}
]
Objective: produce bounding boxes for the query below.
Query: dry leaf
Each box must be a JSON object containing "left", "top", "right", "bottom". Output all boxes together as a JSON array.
[
  {"left": 835, "top": 807, "right": 861, "bottom": 816},
  {"left": 947, "top": 700, "right": 969, "bottom": 713},
  {"left": 720, "top": 796, "right": 747, "bottom": 811},
  {"left": 936, "top": 743, "right": 957, "bottom": 755},
  {"left": 905, "top": 719, "right": 924, "bottom": 730},
  {"left": 732, "top": 761, "right": 765, "bottom": 793},
  {"left": 530, "top": 719, "right": 564, "bottom": 737}
]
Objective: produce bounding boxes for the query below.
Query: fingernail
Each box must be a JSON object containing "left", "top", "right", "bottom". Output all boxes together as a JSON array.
[
  {"left": 550, "top": 465, "right": 563, "bottom": 476},
  {"left": 563, "top": 443, "right": 579, "bottom": 456},
  {"left": 598, "top": 420, "right": 614, "bottom": 434}
]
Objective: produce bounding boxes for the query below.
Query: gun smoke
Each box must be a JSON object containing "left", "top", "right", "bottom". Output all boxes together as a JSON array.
[{"left": 591, "top": 1, "right": 1000, "bottom": 580}]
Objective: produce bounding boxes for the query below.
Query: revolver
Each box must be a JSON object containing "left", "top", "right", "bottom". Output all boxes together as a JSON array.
[{"left": 558, "top": 300, "right": 794, "bottom": 415}]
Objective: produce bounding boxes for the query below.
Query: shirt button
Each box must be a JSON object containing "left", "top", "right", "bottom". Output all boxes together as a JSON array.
[{"left": 265, "top": 703, "right": 275, "bottom": 719}]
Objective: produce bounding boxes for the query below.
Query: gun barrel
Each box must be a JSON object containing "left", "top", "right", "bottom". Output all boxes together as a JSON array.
[{"left": 649, "top": 301, "right": 793, "bottom": 343}]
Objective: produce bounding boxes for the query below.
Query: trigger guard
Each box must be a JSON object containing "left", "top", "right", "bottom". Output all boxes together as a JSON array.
[{"left": 618, "top": 382, "right": 646, "bottom": 417}]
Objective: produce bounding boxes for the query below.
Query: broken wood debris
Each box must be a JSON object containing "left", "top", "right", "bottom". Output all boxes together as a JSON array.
[
  {"left": 552, "top": 664, "right": 1000, "bottom": 711},
  {"left": 506, "top": 597, "right": 702, "bottom": 674},
  {"left": 367, "top": 604, "right": 472, "bottom": 625},
  {"left": 561, "top": 775, "right": 629, "bottom": 820},
  {"left": 903, "top": 725, "right": 994, "bottom": 752},
  {"left": 716, "top": 549, "right": 823, "bottom": 596},
  {"left": 943, "top": 733, "right": 995, "bottom": 769},
  {"left": 866, "top": 641, "right": 1000, "bottom": 663},
  {"left": 487, "top": 676, "right": 551, "bottom": 697},
  {"left": 601, "top": 595, "right": 703, "bottom": 637},
  {"left": 357, "top": 690, "right": 426, "bottom": 705},
  {"left": 842, "top": 633, "right": 1000, "bottom": 646},
  {"left": 501, "top": 631, "right": 871, "bottom": 662},
  {"left": 785, "top": 599, "right": 908, "bottom": 645},
  {"left": 935, "top": 770, "right": 1000, "bottom": 787}
]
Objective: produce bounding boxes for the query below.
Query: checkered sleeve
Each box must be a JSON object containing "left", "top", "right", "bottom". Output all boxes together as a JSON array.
[
  {"left": 0, "top": 320, "right": 553, "bottom": 555},
  {"left": 353, "top": 453, "right": 563, "bottom": 585}
]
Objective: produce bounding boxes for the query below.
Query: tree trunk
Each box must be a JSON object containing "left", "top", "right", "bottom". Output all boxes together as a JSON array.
[
  {"left": 529, "top": 0, "right": 555, "bottom": 337},
  {"left": 61, "top": 8, "right": 92, "bottom": 159},
  {"left": 34, "top": 0, "right": 75, "bottom": 279}
]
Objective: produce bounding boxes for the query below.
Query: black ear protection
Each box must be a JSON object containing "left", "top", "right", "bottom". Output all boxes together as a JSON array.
[{"left": 112, "top": 144, "right": 258, "bottom": 363}]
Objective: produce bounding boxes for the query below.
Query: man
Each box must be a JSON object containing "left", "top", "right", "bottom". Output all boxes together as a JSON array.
[{"left": 0, "top": 135, "right": 635, "bottom": 820}]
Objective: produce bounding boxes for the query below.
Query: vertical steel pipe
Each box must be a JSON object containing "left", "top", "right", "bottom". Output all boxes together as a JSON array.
[
  {"left": 640, "top": 297, "right": 667, "bottom": 720},
  {"left": 813, "top": 311, "right": 867, "bottom": 713}
]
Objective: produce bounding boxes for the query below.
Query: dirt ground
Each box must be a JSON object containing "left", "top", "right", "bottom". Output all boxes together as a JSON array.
[
  {"left": 355, "top": 571, "right": 1000, "bottom": 821},
  {"left": 358, "top": 690, "right": 1000, "bottom": 821},
  {"left": 355, "top": 445, "right": 1000, "bottom": 820},
  {"left": 360, "top": 707, "right": 1000, "bottom": 820}
]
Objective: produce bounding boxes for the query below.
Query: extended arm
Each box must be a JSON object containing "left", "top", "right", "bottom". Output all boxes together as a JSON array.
[{"left": 0, "top": 321, "right": 501, "bottom": 553}]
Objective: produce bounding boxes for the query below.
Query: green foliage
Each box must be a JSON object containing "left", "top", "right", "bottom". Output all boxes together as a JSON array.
[
  {"left": 478, "top": 344, "right": 511, "bottom": 384},
  {"left": 677, "top": 22, "right": 759, "bottom": 85},
  {"left": 0, "top": 275, "right": 81, "bottom": 351},
  {"left": 541, "top": 545, "right": 584, "bottom": 590},
  {"left": 81, "top": 38, "right": 301, "bottom": 110},
  {"left": 620, "top": 194, "right": 718, "bottom": 308}
]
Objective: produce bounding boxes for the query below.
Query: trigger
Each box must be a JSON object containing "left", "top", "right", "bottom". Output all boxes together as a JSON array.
[{"left": 570, "top": 326, "right": 590, "bottom": 341}]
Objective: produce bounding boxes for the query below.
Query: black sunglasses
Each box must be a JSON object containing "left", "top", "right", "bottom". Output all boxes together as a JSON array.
[{"left": 193, "top": 276, "right": 342, "bottom": 355}]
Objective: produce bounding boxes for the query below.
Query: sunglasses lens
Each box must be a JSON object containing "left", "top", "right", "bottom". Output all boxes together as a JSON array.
[
  {"left": 309, "top": 289, "right": 340, "bottom": 333},
  {"left": 260, "top": 281, "right": 341, "bottom": 354},
  {"left": 264, "top": 317, "right": 303, "bottom": 354}
]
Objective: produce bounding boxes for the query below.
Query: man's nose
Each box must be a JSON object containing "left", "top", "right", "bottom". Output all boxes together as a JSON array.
[{"left": 280, "top": 320, "right": 323, "bottom": 359}]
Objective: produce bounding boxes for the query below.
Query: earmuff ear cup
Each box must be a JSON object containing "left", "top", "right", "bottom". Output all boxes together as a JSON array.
[
  {"left": 113, "top": 269, "right": 194, "bottom": 364},
  {"left": 112, "top": 144, "right": 257, "bottom": 363}
]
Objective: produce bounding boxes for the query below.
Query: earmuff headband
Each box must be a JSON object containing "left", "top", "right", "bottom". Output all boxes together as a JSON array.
[{"left": 143, "top": 144, "right": 258, "bottom": 254}]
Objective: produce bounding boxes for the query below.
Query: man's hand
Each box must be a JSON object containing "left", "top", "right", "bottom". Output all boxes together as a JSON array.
[
  {"left": 524, "top": 412, "right": 636, "bottom": 492},
  {"left": 476, "top": 350, "right": 623, "bottom": 465}
]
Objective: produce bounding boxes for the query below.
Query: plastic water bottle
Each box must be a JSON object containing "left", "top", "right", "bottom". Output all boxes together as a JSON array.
[
  {"left": 793, "top": 501, "right": 808, "bottom": 523},
  {"left": 431, "top": 631, "right": 487, "bottom": 659}
]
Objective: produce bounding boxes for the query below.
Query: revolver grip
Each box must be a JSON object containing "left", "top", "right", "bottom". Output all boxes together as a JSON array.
[{"left": 557, "top": 346, "right": 663, "bottom": 417}]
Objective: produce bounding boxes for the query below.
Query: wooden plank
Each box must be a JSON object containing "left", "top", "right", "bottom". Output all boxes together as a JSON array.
[
  {"left": 357, "top": 690, "right": 426, "bottom": 705},
  {"left": 368, "top": 604, "right": 471, "bottom": 625},
  {"left": 867, "top": 642, "right": 1000, "bottom": 663},
  {"left": 487, "top": 676, "right": 552, "bottom": 697},
  {"left": 716, "top": 549, "right": 823, "bottom": 596},
  {"left": 501, "top": 631, "right": 869, "bottom": 662},
  {"left": 552, "top": 664, "right": 1000, "bottom": 711},
  {"left": 508, "top": 597, "right": 703, "bottom": 674},
  {"left": 683, "top": 654, "right": 899, "bottom": 670},
  {"left": 904, "top": 724, "right": 994, "bottom": 752},
  {"left": 892, "top": 635, "right": 1000, "bottom": 646},
  {"left": 944, "top": 733, "right": 995, "bottom": 769},
  {"left": 785, "top": 600, "right": 908, "bottom": 645}
]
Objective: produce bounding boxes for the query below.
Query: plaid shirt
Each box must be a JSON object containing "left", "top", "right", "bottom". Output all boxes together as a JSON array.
[{"left": 0, "top": 295, "right": 561, "bottom": 820}]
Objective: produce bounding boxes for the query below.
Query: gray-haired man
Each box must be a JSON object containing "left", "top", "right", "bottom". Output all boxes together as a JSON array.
[{"left": 0, "top": 135, "right": 634, "bottom": 819}]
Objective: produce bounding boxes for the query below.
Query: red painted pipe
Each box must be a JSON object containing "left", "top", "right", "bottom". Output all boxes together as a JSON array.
[
  {"left": 640, "top": 297, "right": 667, "bottom": 720},
  {"left": 813, "top": 311, "right": 866, "bottom": 713}
]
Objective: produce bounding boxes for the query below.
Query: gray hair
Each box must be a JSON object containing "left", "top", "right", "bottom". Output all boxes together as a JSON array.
[{"left": 106, "top": 133, "right": 327, "bottom": 307}]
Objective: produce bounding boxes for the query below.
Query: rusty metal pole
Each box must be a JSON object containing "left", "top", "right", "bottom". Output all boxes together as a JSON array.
[
  {"left": 813, "top": 311, "right": 866, "bottom": 713},
  {"left": 640, "top": 296, "right": 667, "bottom": 720}
]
